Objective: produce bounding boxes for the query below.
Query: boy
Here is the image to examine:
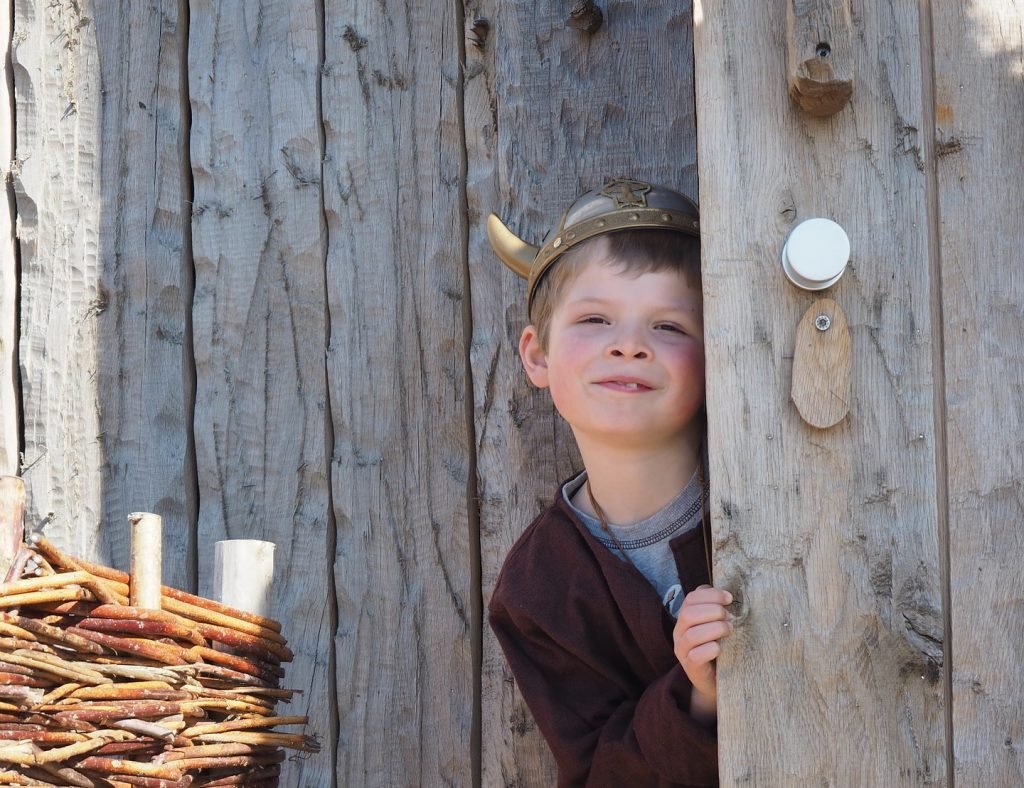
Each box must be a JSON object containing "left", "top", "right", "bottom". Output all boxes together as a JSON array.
[{"left": 486, "top": 178, "right": 733, "bottom": 786}]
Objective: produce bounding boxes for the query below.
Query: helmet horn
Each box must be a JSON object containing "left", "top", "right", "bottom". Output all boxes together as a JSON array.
[{"left": 486, "top": 214, "right": 537, "bottom": 280}]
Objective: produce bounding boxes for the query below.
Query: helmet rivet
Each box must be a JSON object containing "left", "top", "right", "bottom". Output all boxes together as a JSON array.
[
  {"left": 630, "top": 213, "right": 639, "bottom": 221},
  {"left": 662, "top": 213, "right": 671, "bottom": 222},
  {"left": 596, "top": 219, "right": 606, "bottom": 228},
  {"left": 552, "top": 237, "right": 562, "bottom": 248},
  {"left": 566, "top": 232, "right": 576, "bottom": 240}
]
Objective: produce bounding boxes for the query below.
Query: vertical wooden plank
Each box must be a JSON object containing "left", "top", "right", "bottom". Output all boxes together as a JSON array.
[
  {"left": 91, "top": 0, "right": 193, "bottom": 590},
  {"left": 188, "top": 2, "right": 333, "bottom": 784},
  {"left": 464, "top": 2, "right": 699, "bottom": 783},
  {"left": 324, "top": 1, "right": 473, "bottom": 783},
  {"left": 12, "top": 0, "right": 103, "bottom": 556},
  {"left": 0, "top": 0, "right": 15, "bottom": 478},
  {"left": 695, "top": 1, "right": 947, "bottom": 782},
  {"left": 932, "top": 2, "right": 1024, "bottom": 782},
  {"left": 0, "top": 476, "right": 25, "bottom": 578}
]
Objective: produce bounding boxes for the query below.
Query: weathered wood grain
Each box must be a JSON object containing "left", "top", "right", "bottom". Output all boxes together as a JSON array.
[
  {"left": 696, "top": 0, "right": 947, "bottom": 782},
  {"left": 92, "top": 0, "right": 193, "bottom": 590},
  {"left": 188, "top": 2, "right": 332, "bottom": 784},
  {"left": 0, "top": 0, "right": 16, "bottom": 478},
  {"left": 465, "top": 2, "right": 699, "bottom": 783},
  {"left": 932, "top": 2, "right": 1024, "bottom": 782},
  {"left": 12, "top": 0, "right": 104, "bottom": 557},
  {"left": 324, "top": 2, "right": 473, "bottom": 784}
]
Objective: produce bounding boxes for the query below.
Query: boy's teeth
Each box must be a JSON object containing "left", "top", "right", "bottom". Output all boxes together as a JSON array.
[{"left": 623, "top": 382, "right": 638, "bottom": 389}]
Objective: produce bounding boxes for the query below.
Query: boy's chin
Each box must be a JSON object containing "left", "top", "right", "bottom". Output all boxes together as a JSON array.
[{"left": 573, "top": 424, "right": 701, "bottom": 453}]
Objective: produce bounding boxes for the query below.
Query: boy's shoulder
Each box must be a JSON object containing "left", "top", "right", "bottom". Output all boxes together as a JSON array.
[
  {"left": 489, "top": 490, "right": 595, "bottom": 609},
  {"left": 496, "top": 494, "right": 577, "bottom": 572}
]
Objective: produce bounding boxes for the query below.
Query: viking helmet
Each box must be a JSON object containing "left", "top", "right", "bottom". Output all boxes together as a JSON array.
[{"left": 487, "top": 177, "right": 700, "bottom": 309}]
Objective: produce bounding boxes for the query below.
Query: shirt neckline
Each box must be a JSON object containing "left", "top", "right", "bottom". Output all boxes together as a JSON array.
[{"left": 561, "top": 464, "right": 708, "bottom": 551}]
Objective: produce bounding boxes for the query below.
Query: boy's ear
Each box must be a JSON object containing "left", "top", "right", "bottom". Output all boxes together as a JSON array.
[{"left": 519, "top": 325, "right": 550, "bottom": 389}]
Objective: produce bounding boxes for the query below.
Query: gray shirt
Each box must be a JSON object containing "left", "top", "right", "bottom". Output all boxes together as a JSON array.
[{"left": 562, "top": 468, "right": 708, "bottom": 618}]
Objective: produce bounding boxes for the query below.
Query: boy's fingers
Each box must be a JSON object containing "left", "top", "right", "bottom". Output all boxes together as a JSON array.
[
  {"left": 683, "top": 640, "right": 721, "bottom": 668},
  {"left": 674, "top": 620, "right": 732, "bottom": 653},
  {"left": 675, "top": 602, "right": 731, "bottom": 629},
  {"left": 683, "top": 586, "right": 733, "bottom": 607}
]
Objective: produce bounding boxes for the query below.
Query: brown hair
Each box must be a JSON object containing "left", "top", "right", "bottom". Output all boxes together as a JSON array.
[{"left": 528, "top": 229, "right": 701, "bottom": 348}]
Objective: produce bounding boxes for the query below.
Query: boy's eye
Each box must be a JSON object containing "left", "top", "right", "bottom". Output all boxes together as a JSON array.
[
  {"left": 580, "top": 316, "right": 608, "bottom": 325},
  {"left": 655, "top": 323, "right": 684, "bottom": 333}
]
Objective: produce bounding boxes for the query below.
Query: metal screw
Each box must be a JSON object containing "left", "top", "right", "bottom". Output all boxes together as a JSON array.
[{"left": 814, "top": 314, "right": 831, "bottom": 331}]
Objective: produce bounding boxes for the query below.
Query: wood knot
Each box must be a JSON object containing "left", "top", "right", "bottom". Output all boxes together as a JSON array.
[
  {"left": 567, "top": 0, "right": 603, "bottom": 33},
  {"left": 786, "top": 0, "right": 853, "bottom": 116},
  {"left": 467, "top": 18, "right": 489, "bottom": 49}
]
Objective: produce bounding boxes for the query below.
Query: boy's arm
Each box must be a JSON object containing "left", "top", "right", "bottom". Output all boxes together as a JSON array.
[{"left": 489, "top": 594, "right": 719, "bottom": 787}]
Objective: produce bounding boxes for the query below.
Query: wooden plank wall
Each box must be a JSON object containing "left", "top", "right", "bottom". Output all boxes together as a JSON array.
[
  {"left": 935, "top": 2, "right": 1024, "bottom": 784},
  {"left": 1, "top": 0, "right": 1021, "bottom": 785}
]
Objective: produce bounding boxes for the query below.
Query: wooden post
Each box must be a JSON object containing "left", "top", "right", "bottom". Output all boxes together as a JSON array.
[
  {"left": 92, "top": 0, "right": 193, "bottom": 589},
  {"left": 697, "top": 0, "right": 945, "bottom": 782},
  {"left": 188, "top": 1, "right": 333, "bottom": 782},
  {"left": 0, "top": 477, "right": 25, "bottom": 581},
  {"left": 12, "top": 0, "right": 104, "bottom": 561},
  {"left": 325, "top": 2, "right": 473, "bottom": 784},
  {"left": 213, "top": 540, "right": 275, "bottom": 618},
  {"left": 0, "top": 0, "right": 15, "bottom": 479},
  {"left": 932, "top": 1, "right": 1024, "bottom": 782},
  {"left": 129, "top": 512, "right": 162, "bottom": 610}
]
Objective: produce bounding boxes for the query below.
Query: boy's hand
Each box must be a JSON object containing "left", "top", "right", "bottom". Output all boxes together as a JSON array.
[{"left": 672, "top": 585, "right": 733, "bottom": 725}]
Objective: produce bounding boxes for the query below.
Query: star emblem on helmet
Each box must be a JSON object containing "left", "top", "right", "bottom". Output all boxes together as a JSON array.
[{"left": 600, "top": 177, "right": 652, "bottom": 208}]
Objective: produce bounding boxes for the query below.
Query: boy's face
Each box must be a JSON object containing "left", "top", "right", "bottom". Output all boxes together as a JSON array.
[{"left": 519, "top": 250, "right": 705, "bottom": 453}]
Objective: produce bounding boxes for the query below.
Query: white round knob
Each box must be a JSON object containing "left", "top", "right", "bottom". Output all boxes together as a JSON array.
[{"left": 781, "top": 218, "right": 850, "bottom": 291}]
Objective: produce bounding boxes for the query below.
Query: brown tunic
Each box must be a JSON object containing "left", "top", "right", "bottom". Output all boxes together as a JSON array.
[{"left": 488, "top": 488, "right": 718, "bottom": 787}]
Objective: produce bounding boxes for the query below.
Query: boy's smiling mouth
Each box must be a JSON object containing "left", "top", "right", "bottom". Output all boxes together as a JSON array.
[{"left": 595, "top": 377, "right": 653, "bottom": 392}]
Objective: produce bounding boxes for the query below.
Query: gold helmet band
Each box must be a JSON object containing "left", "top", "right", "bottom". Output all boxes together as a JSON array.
[{"left": 487, "top": 177, "right": 700, "bottom": 310}]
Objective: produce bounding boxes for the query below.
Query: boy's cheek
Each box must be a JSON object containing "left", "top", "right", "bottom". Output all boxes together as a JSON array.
[{"left": 546, "top": 380, "right": 590, "bottom": 427}]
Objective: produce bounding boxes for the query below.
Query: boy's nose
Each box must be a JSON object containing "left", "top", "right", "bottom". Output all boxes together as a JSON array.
[
  {"left": 610, "top": 347, "right": 649, "bottom": 359},
  {"left": 607, "top": 330, "right": 650, "bottom": 360}
]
